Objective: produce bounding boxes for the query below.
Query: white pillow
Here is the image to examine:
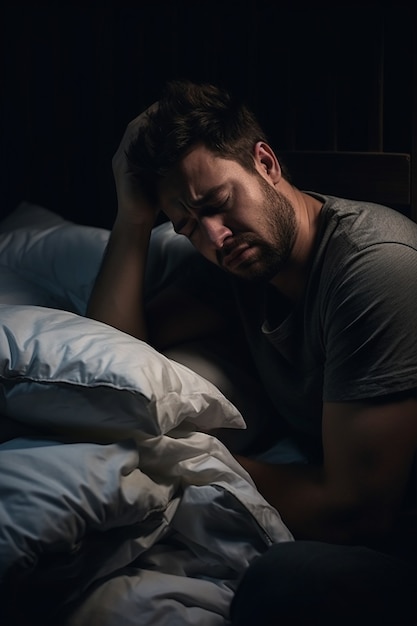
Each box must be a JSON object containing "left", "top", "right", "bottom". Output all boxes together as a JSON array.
[
  {"left": 0, "top": 266, "right": 59, "bottom": 307},
  {"left": 0, "top": 202, "right": 110, "bottom": 314},
  {"left": 0, "top": 201, "right": 196, "bottom": 314},
  {"left": 0, "top": 305, "right": 245, "bottom": 437},
  {"left": 0, "top": 201, "right": 67, "bottom": 232}
]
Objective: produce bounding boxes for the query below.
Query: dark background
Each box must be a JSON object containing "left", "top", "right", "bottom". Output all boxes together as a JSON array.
[{"left": 0, "top": 1, "right": 414, "bottom": 229}]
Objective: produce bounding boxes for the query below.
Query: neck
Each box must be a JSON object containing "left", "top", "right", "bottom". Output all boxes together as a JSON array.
[{"left": 270, "top": 189, "right": 323, "bottom": 301}]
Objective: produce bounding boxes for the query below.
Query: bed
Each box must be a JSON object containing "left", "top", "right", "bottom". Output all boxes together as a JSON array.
[
  {"left": 1, "top": 141, "right": 415, "bottom": 624},
  {"left": 0, "top": 201, "right": 294, "bottom": 626},
  {"left": 1, "top": 5, "right": 415, "bottom": 621}
]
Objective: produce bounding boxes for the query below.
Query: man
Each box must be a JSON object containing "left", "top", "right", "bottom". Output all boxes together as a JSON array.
[{"left": 87, "top": 80, "right": 416, "bottom": 624}]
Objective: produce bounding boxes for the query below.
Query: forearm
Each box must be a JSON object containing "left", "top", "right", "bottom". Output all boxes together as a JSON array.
[
  {"left": 235, "top": 456, "right": 386, "bottom": 545},
  {"left": 86, "top": 216, "right": 153, "bottom": 341}
]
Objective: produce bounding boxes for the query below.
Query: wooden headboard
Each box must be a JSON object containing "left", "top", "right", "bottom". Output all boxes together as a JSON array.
[
  {"left": 280, "top": 151, "right": 412, "bottom": 217},
  {"left": 266, "top": 7, "right": 417, "bottom": 221}
]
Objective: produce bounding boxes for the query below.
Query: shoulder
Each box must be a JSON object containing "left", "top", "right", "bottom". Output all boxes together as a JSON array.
[
  {"left": 315, "top": 194, "right": 417, "bottom": 251},
  {"left": 310, "top": 196, "right": 417, "bottom": 296}
]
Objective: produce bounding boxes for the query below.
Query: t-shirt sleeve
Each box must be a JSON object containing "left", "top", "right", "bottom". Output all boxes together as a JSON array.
[{"left": 322, "top": 242, "right": 417, "bottom": 401}]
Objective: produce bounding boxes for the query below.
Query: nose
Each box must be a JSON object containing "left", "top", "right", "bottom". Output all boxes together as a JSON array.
[{"left": 200, "top": 215, "right": 232, "bottom": 249}]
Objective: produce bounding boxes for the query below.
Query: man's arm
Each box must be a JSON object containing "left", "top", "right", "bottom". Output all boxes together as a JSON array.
[
  {"left": 87, "top": 109, "right": 231, "bottom": 348},
  {"left": 86, "top": 108, "right": 159, "bottom": 340},
  {"left": 86, "top": 216, "right": 153, "bottom": 340},
  {"left": 236, "top": 396, "right": 417, "bottom": 545}
]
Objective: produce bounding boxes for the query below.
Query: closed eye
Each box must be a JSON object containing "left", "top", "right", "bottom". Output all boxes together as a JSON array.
[
  {"left": 174, "top": 196, "right": 230, "bottom": 239},
  {"left": 174, "top": 217, "right": 197, "bottom": 238},
  {"left": 199, "top": 197, "right": 229, "bottom": 218}
]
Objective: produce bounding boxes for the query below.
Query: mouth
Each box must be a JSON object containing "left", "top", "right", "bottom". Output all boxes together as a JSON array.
[{"left": 220, "top": 243, "right": 254, "bottom": 270}]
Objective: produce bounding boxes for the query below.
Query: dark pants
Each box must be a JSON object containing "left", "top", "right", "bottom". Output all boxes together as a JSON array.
[{"left": 230, "top": 541, "right": 417, "bottom": 626}]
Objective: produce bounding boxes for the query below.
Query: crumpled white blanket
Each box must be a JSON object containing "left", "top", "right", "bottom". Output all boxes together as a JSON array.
[{"left": 0, "top": 425, "right": 293, "bottom": 626}]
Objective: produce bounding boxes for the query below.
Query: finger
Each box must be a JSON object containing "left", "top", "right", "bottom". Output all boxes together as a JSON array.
[{"left": 128, "top": 101, "right": 159, "bottom": 132}]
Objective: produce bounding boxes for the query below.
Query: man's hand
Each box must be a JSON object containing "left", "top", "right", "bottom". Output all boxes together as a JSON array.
[{"left": 112, "top": 103, "right": 160, "bottom": 226}]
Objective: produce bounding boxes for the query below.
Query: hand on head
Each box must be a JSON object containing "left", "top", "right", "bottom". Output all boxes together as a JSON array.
[{"left": 112, "top": 102, "right": 160, "bottom": 226}]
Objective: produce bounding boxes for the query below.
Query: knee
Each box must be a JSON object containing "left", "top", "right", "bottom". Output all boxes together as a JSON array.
[{"left": 230, "top": 540, "right": 417, "bottom": 626}]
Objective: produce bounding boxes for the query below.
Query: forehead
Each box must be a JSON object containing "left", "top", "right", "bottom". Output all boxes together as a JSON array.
[{"left": 158, "top": 145, "right": 246, "bottom": 212}]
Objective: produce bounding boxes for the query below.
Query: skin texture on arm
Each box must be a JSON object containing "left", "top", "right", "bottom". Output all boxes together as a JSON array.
[
  {"left": 87, "top": 212, "right": 231, "bottom": 348},
  {"left": 86, "top": 216, "right": 153, "bottom": 340},
  {"left": 236, "top": 396, "right": 417, "bottom": 546},
  {"left": 86, "top": 109, "right": 158, "bottom": 341}
]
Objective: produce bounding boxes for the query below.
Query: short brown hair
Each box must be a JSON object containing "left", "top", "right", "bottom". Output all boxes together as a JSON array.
[{"left": 126, "top": 79, "right": 270, "bottom": 176}]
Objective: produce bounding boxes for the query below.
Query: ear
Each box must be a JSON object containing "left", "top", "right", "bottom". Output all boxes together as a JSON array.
[{"left": 253, "top": 142, "right": 282, "bottom": 184}]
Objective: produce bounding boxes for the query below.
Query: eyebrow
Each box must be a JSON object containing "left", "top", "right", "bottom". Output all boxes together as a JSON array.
[{"left": 185, "top": 184, "right": 226, "bottom": 209}]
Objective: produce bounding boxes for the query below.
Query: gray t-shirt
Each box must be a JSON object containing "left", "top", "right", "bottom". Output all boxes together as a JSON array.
[{"left": 233, "top": 194, "right": 417, "bottom": 456}]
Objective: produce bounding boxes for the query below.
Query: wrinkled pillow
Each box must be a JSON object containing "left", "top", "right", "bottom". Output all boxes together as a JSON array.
[
  {"left": 0, "top": 305, "right": 245, "bottom": 437},
  {"left": 0, "top": 203, "right": 110, "bottom": 313},
  {"left": 0, "top": 201, "right": 196, "bottom": 314}
]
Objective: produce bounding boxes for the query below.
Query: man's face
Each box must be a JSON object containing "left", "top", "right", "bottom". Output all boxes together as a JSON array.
[{"left": 158, "top": 144, "right": 297, "bottom": 283}]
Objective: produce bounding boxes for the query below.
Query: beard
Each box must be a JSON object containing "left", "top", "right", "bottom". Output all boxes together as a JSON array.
[{"left": 217, "top": 175, "right": 297, "bottom": 282}]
